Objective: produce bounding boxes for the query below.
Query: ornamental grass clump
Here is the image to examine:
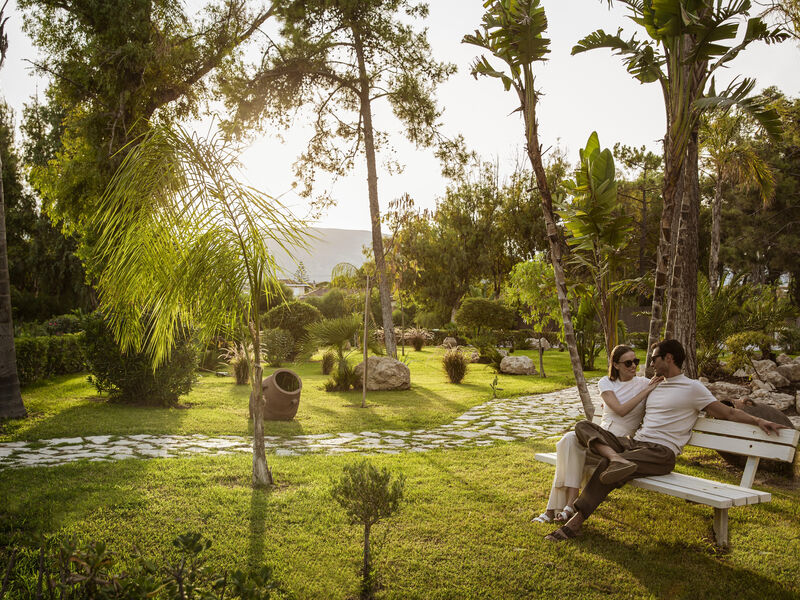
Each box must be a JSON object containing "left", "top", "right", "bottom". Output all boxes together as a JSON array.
[
  {"left": 331, "top": 460, "right": 405, "bottom": 600},
  {"left": 321, "top": 349, "right": 337, "bottom": 375},
  {"left": 442, "top": 349, "right": 468, "bottom": 384},
  {"left": 220, "top": 342, "right": 251, "bottom": 385}
]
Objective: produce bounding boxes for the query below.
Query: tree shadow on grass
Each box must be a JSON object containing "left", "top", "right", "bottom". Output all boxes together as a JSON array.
[
  {"left": 247, "top": 486, "right": 274, "bottom": 570},
  {"left": 572, "top": 533, "right": 799, "bottom": 599}
]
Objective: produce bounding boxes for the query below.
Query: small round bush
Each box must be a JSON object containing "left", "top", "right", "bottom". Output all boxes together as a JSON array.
[
  {"left": 442, "top": 349, "right": 468, "bottom": 384},
  {"left": 81, "top": 312, "right": 198, "bottom": 406},
  {"left": 321, "top": 349, "right": 337, "bottom": 375},
  {"left": 264, "top": 301, "right": 323, "bottom": 356},
  {"left": 262, "top": 328, "right": 294, "bottom": 367},
  {"left": 44, "top": 313, "right": 84, "bottom": 335}
]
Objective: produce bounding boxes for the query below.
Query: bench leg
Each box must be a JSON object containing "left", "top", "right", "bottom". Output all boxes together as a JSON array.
[{"left": 713, "top": 508, "right": 729, "bottom": 547}]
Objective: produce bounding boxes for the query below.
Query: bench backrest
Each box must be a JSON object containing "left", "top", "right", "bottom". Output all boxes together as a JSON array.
[{"left": 591, "top": 407, "right": 799, "bottom": 488}]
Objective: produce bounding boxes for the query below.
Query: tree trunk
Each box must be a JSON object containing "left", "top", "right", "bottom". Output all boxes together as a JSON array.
[
  {"left": 0, "top": 150, "right": 26, "bottom": 419},
  {"left": 638, "top": 175, "right": 649, "bottom": 306},
  {"left": 538, "top": 345, "right": 545, "bottom": 378},
  {"left": 362, "top": 275, "right": 369, "bottom": 408},
  {"left": 353, "top": 28, "right": 397, "bottom": 359},
  {"left": 664, "top": 160, "right": 686, "bottom": 342},
  {"left": 709, "top": 169, "right": 723, "bottom": 293},
  {"left": 250, "top": 323, "right": 273, "bottom": 487},
  {"left": 520, "top": 67, "right": 593, "bottom": 419},
  {"left": 671, "top": 129, "right": 700, "bottom": 377}
]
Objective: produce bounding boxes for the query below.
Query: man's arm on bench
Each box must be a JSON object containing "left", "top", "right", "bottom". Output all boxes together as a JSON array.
[{"left": 703, "top": 401, "right": 789, "bottom": 436}]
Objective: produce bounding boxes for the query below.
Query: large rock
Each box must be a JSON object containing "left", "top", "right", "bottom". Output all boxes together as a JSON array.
[
  {"left": 797, "top": 391, "right": 800, "bottom": 413},
  {"left": 789, "top": 415, "right": 800, "bottom": 431},
  {"left": 527, "top": 338, "right": 551, "bottom": 350},
  {"left": 751, "top": 379, "right": 776, "bottom": 392},
  {"left": 776, "top": 362, "right": 800, "bottom": 383},
  {"left": 756, "top": 369, "right": 791, "bottom": 389},
  {"left": 498, "top": 349, "right": 509, "bottom": 358},
  {"left": 354, "top": 357, "right": 411, "bottom": 391},
  {"left": 718, "top": 402, "right": 794, "bottom": 474},
  {"left": 704, "top": 381, "right": 749, "bottom": 403},
  {"left": 752, "top": 359, "right": 778, "bottom": 373},
  {"left": 776, "top": 354, "right": 793, "bottom": 366},
  {"left": 749, "top": 389, "right": 795, "bottom": 411},
  {"left": 442, "top": 337, "right": 458, "bottom": 349},
  {"left": 499, "top": 355, "right": 536, "bottom": 375}
]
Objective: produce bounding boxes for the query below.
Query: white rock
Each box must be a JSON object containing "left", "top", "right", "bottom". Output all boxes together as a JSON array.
[
  {"left": 750, "top": 390, "right": 795, "bottom": 411},
  {"left": 796, "top": 391, "right": 800, "bottom": 413},
  {"left": 442, "top": 336, "right": 458, "bottom": 349},
  {"left": 698, "top": 377, "right": 709, "bottom": 384},
  {"left": 354, "top": 356, "right": 411, "bottom": 391},
  {"left": 732, "top": 368, "right": 749, "bottom": 378},
  {"left": 752, "top": 359, "right": 778, "bottom": 373},
  {"left": 776, "top": 362, "right": 800, "bottom": 383},
  {"left": 757, "top": 369, "right": 791, "bottom": 388},
  {"left": 704, "top": 381, "right": 749, "bottom": 403},
  {"left": 787, "top": 415, "right": 800, "bottom": 431},
  {"left": 499, "top": 355, "right": 537, "bottom": 375},
  {"left": 751, "top": 379, "right": 775, "bottom": 392},
  {"left": 498, "top": 349, "right": 509, "bottom": 358},
  {"left": 776, "top": 354, "right": 793, "bottom": 366}
]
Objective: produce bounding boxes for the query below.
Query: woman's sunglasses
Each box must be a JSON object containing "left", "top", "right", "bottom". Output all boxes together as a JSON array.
[{"left": 618, "top": 358, "right": 640, "bottom": 367}]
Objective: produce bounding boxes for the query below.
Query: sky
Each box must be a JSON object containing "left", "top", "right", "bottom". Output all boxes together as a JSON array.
[{"left": 2, "top": 0, "right": 799, "bottom": 231}]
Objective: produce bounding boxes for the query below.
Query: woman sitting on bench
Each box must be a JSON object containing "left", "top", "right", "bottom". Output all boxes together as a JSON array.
[{"left": 533, "top": 344, "right": 663, "bottom": 523}]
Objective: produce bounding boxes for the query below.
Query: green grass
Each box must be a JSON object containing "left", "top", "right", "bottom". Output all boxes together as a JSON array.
[
  {"left": 1, "top": 443, "right": 798, "bottom": 599},
  {"left": 3, "top": 347, "right": 608, "bottom": 442}
]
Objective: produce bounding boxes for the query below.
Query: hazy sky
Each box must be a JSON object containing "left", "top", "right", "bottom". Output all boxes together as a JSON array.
[{"left": 2, "top": 0, "right": 798, "bottom": 231}]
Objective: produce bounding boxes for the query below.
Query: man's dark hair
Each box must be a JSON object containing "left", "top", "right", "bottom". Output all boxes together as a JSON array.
[{"left": 652, "top": 339, "right": 685, "bottom": 368}]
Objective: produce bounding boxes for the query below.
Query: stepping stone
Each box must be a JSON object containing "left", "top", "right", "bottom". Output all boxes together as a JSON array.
[{"left": 46, "top": 438, "right": 83, "bottom": 445}]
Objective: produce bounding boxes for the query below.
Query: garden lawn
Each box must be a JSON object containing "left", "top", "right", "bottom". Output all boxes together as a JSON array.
[
  {"left": 1, "top": 442, "right": 798, "bottom": 599},
  {"left": 2, "top": 347, "right": 608, "bottom": 442}
]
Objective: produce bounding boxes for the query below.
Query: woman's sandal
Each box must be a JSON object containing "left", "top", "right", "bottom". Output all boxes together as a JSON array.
[
  {"left": 555, "top": 505, "right": 576, "bottom": 522},
  {"left": 532, "top": 512, "right": 554, "bottom": 523},
  {"left": 544, "top": 525, "right": 579, "bottom": 542}
]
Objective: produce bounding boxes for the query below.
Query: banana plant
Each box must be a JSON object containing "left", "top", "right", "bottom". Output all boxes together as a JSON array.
[{"left": 574, "top": 0, "right": 787, "bottom": 374}]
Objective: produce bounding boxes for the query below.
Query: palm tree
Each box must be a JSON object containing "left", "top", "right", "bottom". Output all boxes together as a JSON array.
[
  {"left": 574, "top": 0, "right": 786, "bottom": 375},
  {"left": 0, "top": 1, "right": 26, "bottom": 420},
  {"left": 93, "top": 124, "right": 306, "bottom": 488},
  {"left": 464, "top": 0, "right": 595, "bottom": 419},
  {"left": 700, "top": 110, "right": 775, "bottom": 292}
]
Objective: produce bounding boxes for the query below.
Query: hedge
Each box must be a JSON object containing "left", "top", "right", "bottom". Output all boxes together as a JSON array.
[{"left": 15, "top": 333, "right": 86, "bottom": 386}]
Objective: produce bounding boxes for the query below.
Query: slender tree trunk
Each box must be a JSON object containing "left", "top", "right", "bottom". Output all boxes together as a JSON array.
[
  {"left": 664, "top": 161, "right": 686, "bottom": 342},
  {"left": 520, "top": 67, "right": 593, "bottom": 419},
  {"left": 250, "top": 322, "right": 272, "bottom": 487},
  {"left": 709, "top": 169, "right": 723, "bottom": 293},
  {"left": 362, "top": 275, "right": 369, "bottom": 408},
  {"left": 0, "top": 150, "right": 26, "bottom": 419},
  {"left": 538, "top": 345, "right": 545, "bottom": 378},
  {"left": 672, "top": 129, "right": 700, "bottom": 377},
  {"left": 353, "top": 29, "right": 397, "bottom": 359}
]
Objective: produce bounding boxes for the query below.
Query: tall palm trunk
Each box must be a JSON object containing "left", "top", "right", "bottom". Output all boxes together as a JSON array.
[
  {"left": 709, "top": 166, "right": 723, "bottom": 293},
  {"left": 520, "top": 66, "right": 593, "bottom": 419},
  {"left": 250, "top": 322, "right": 273, "bottom": 487},
  {"left": 353, "top": 28, "right": 397, "bottom": 359},
  {"left": 0, "top": 150, "right": 26, "bottom": 419}
]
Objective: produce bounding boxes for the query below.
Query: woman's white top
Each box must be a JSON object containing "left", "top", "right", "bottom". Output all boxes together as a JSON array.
[{"left": 597, "top": 375, "right": 650, "bottom": 436}]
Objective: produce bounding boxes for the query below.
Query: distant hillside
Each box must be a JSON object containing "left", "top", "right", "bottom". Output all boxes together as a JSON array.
[{"left": 267, "top": 227, "right": 373, "bottom": 282}]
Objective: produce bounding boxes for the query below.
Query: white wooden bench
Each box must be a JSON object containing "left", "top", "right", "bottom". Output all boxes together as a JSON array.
[{"left": 534, "top": 414, "right": 799, "bottom": 545}]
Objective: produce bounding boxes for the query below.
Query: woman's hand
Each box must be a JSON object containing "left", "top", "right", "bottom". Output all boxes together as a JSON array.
[{"left": 647, "top": 375, "right": 665, "bottom": 389}]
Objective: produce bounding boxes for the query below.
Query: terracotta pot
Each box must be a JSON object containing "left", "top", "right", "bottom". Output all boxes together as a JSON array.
[{"left": 263, "top": 368, "right": 303, "bottom": 421}]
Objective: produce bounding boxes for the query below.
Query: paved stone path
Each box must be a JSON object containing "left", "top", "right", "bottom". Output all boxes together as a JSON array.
[{"left": 0, "top": 385, "right": 601, "bottom": 470}]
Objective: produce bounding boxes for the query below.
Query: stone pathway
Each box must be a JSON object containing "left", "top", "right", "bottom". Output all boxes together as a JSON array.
[{"left": 0, "top": 385, "right": 601, "bottom": 470}]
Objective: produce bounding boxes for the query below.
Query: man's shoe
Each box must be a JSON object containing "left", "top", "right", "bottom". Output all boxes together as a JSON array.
[{"left": 599, "top": 457, "right": 637, "bottom": 484}]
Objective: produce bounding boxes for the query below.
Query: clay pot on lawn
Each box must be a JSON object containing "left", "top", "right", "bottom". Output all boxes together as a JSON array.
[{"left": 249, "top": 369, "right": 303, "bottom": 421}]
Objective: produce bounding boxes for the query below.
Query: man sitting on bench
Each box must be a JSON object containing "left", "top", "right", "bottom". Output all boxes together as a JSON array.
[{"left": 546, "top": 338, "right": 789, "bottom": 542}]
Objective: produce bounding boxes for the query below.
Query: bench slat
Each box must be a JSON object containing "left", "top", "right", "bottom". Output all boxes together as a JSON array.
[
  {"left": 693, "top": 417, "right": 800, "bottom": 448},
  {"left": 627, "top": 477, "right": 736, "bottom": 508},
  {"left": 687, "top": 431, "right": 797, "bottom": 461}
]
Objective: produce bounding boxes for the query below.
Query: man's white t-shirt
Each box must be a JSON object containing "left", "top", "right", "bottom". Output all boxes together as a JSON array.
[
  {"left": 634, "top": 373, "right": 716, "bottom": 455},
  {"left": 597, "top": 376, "right": 650, "bottom": 437}
]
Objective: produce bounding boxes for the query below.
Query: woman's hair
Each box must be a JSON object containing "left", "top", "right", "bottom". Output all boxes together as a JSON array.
[{"left": 608, "top": 345, "right": 635, "bottom": 381}]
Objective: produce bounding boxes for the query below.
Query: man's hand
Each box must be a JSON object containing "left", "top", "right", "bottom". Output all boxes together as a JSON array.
[
  {"left": 705, "top": 401, "right": 790, "bottom": 436},
  {"left": 756, "top": 418, "right": 789, "bottom": 436}
]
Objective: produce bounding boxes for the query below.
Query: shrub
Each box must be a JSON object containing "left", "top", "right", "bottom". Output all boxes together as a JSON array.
[
  {"left": 43, "top": 313, "right": 84, "bottom": 335},
  {"left": 442, "top": 349, "right": 468, "bottom": 383},
  {"left": 221, "top": 342, "right": 251, "bottom": 385},
  {"left": 15, "top": 333, "right": 85, "bottom": 385},
  {"left": 777, "top": 326, "right": 800, "bottom": 354},
  {"left": 264, "top": 301, "right": 323, "bottom": 356},
  {"left": 262, "top": 328, "right": 294, "bottom": 367},
  {"left": 405, "top": 328, "right": 431, "bottom": 351},
  {"left": 725, "top": 330, "right": 775, "bottom": 373},
  {"left": 1, "top": 532, "right": 286, "bottom": 599},
  {"left": 455, "top": 297, "right": 516, "bottom": 333},
  {"left": 415, "top": 310, "right": 447, "bottom": 329},
  {"left": 324, "top": 361, "right": 359, "bottom": 392},
  {"left": 81, "top": 312, "right": 198, "bottom": 406},
  {"left": 321, "top": 349, "right": 337, "bottom": 375},
  {"left": 331, "top": 460, "right": 405, "bottom": 600},
  {"left": 628, "top": 331, "right": 650, "bottom": 349}
]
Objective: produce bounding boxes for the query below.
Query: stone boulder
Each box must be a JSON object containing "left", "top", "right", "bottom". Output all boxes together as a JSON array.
[
  {"left": 756, "top": 369, "right": 791, "bottom": 389},
  {"left": 718, "top": 402, "right": 795, "bottom": 474},
  {"left": 498, "top": 349, "right": 509, "bottom": 358},
  {"left": 776, "top": 354, "right": 793, "bottom": 366},
  {"left": 442, "top": 336, "right": 458, "bottom": 349},
  {"left": 776, "top": 362, "right": 800, "bottom": 383},
  {"left": 752, "top": 359, "right": 778, "bottom": 373},
  {"left": 731, "top": 368, "right": 749, "bottom": 378},
  {"left": 749, "top": 389, "right": 795, "bottom": 411},
  {"left": 751, "top": 378, "right": 775, "bottom": 392},
  {"left": 499, "top": 355, "right": 536, "bottom": 375},
  {"left": 704, "top": 381, "right": 749, "bottom": 404},
  {"left": 527, "top": 337, "right": 552, "bottom": 350},
  {"left": 797, "top": 390, "right": 800, "bottom": 413},
  {"left": 354, "top": 357, "right": 411, "bottom": 391}
]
